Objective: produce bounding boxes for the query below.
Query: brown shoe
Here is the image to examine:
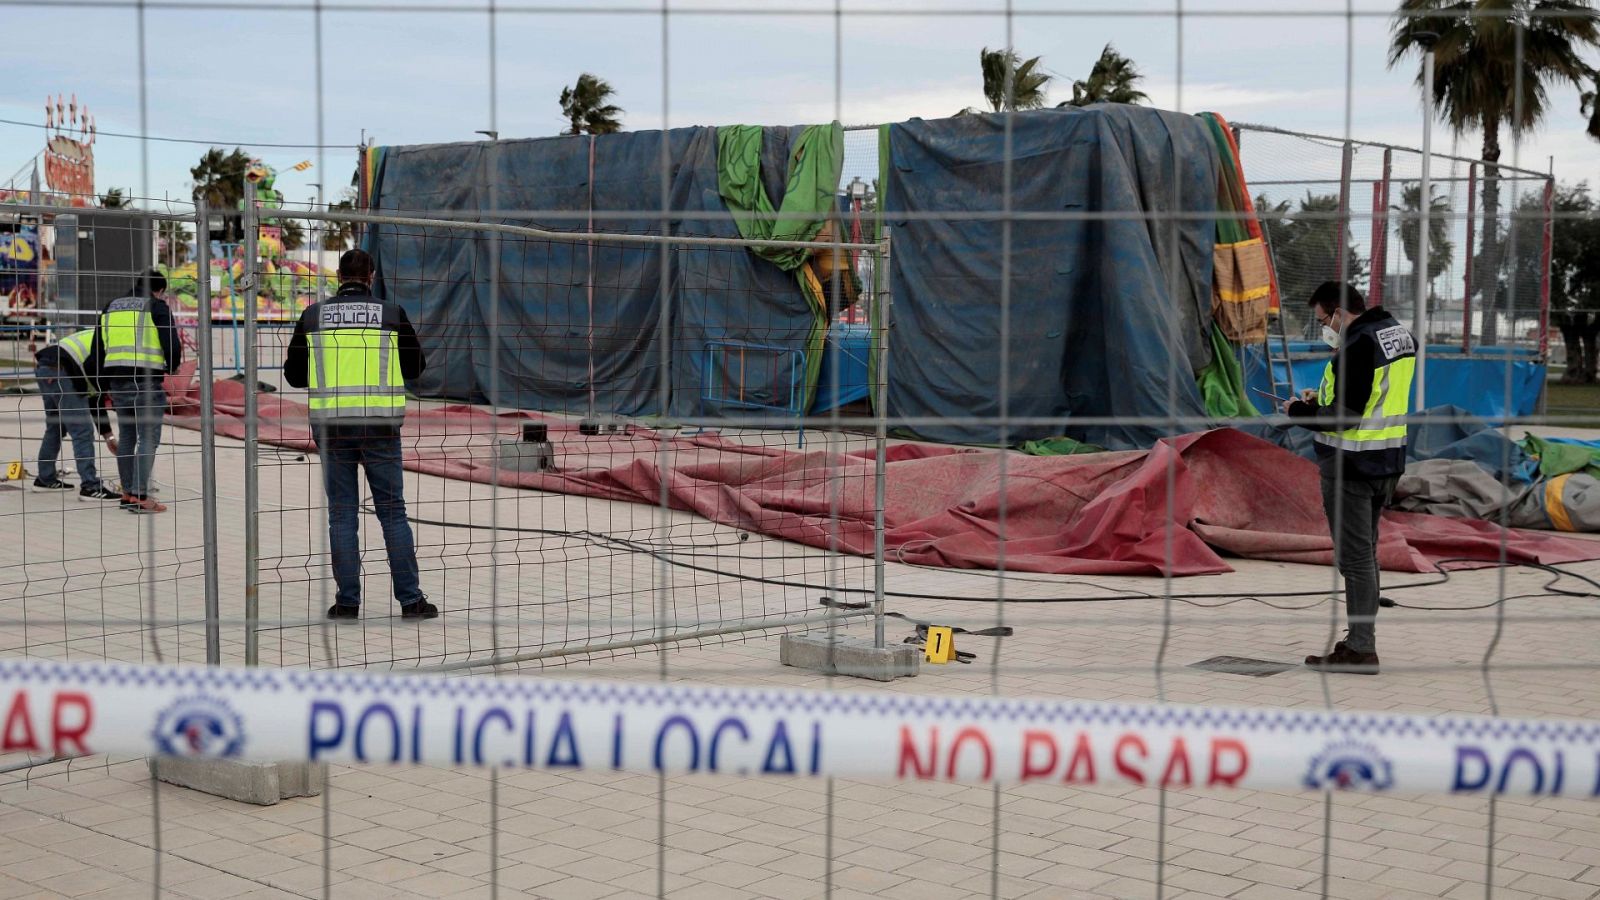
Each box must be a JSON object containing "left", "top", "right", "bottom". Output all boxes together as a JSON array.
[
  {"left": 126, "top": 495, "right": 167, "bottom": 515},
  {"left": 1304, "top": 641, "right": 1379, "bottom": 675}
]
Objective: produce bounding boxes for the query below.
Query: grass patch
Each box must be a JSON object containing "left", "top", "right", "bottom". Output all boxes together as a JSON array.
[{"left": 1544, "top": 380, "right": 1600, "bottom": 428}]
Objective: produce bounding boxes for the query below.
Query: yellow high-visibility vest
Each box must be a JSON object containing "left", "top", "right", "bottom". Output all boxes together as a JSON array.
[
  {"left": 98, "top": 297, "right": 164, "bottom": 370},
  {"left": 55, "top": 328, "right": 96, "bottom": 369},
  {"left": 1315, "top": 322, "right": 1416, "bottom": 453},
  {"left": 306, "top": 300, "right": 405, "bottom": 424}
]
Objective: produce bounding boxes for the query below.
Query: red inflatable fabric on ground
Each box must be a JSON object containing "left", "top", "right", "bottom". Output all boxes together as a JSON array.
[{"left": 166, "top": 374, "right": 1600, "bottom": 578}]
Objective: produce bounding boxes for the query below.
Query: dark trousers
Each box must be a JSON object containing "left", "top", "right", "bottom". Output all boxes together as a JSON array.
[
  {"left": 1320, "top": 474, "right": 1398, "bottom": 654},
  {"left": 35, "top": 365, "right": 101, "bottom": 488},
  {"left": 316, "top": 426, "right": 423, "bottom": 609}
]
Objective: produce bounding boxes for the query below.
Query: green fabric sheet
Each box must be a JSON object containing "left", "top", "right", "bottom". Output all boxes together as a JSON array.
[
  {"left": 1196, "top": 321, "right": 1259, "bottom": 418},
  {"left": 1521, "top": 433, "right": 1600, "bottom": 479},
  {"left": 1020, "top": 436, "right": 1105, "bottom": 456},
  {"left": 716, "top": 122, "right": 844, "bottom": 411}
]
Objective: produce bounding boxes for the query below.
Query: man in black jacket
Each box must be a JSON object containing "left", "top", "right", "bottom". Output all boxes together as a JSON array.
[
  {"left": 284, "top": 249, "right": 436, "bottom": 620},
  {"left": 91, "top": 269, "right": 182, "bottom": 514},
  {"left": 1283, "top": 281, "right": 1416, "bottom": 675}
]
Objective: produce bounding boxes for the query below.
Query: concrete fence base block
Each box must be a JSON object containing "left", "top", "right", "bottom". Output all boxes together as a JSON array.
[
  {"left": 780, "top": 633, "right": 920, "bottom": 682},
  {"left": 149, "top": 758, "right": 325, "bottom": 806}
]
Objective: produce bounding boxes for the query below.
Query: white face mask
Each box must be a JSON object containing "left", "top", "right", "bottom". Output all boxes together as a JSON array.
[{"left": 1321, "top": 324, "right": 1341, "bottom": 349}]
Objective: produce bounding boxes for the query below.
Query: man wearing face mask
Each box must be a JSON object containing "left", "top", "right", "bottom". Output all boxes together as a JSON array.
[{"left": 1282, "top": 281, "right": 1415, "bottom": 674}]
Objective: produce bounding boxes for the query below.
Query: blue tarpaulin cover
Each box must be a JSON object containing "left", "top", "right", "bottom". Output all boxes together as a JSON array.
[
  {"left": 364, "top": 127, "right": 819, "bottom": 419},
  {"left": 882, "top": 106, "right": 1220, "bottom": 448}
]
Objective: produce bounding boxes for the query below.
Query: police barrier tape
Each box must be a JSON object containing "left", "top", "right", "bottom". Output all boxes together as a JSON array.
[{"left": 1, "top": 658, "right": 1598, "bottom": 797}]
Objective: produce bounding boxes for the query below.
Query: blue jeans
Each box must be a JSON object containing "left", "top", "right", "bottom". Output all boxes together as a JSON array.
[
  {"left": 316, "top": 426, "right": 423, "bottom": 609},
  {"left": 106, "top": 376, "right": 165, "bottom": 497},
  {"left": 35, "top": 365, "right": 101, "bottom": 488}
]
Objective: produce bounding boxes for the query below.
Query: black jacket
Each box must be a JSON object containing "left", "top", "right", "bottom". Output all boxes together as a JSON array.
[
  {"left": 1286, "top": 306, "right": 1416, "bottom": 480},
  {"left": 91, "top": 292, "right": 183, "bottom": 381},
  {"left": 284, "top": 282, "right": 426, "bottom": 394}
]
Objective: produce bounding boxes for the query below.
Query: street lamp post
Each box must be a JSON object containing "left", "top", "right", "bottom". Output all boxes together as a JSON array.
[
  {"left": 1414, "top": 33, "right": 1438, "bottom": 411},
  {"left": 306, "top": 182, "right": 322, "bottom": 265}
]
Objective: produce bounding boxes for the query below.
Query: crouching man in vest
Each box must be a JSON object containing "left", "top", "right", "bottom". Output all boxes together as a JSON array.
[
  {"left": 92, "top": 270, "right": 182, "bottom": 514},
  {"left": 284, "top": 249, "right": 437, "bottom": 621},
  {"left": 31, "top": 328, "right": 120, "bottom": 500},
  {"left": 1284, "top": 281, "right": 1415, "bottom": 675}
]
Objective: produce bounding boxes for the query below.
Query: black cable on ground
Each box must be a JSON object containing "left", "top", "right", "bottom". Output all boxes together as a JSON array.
[{"left": 389, "top": 507, "right": 1600, "bottom": 611}]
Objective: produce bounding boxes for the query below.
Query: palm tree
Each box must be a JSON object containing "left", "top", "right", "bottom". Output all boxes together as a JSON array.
[
  {"left": 321, "top": 187, "right": 359, "bottom": 253},
  {"left": 559, "top": 74, "right": 624, "bottom": 135},
  {"left": 279, "top": 219, "right": 305, "bottom": 254},
  {"left": 190, "top": 147, "right": 252, "bottom": 242},
  {"left": 1062, "top": 44, "right": 1150, "bottom": 107},
  {"left": 98, "top": 188, "right": 129, "bottom": 209},
  {"left": 1390, "top": 0, "right": 1599, "bottom": 344},
  {"left": 1392, "top": 182, "right": 1455, "bottom": 304},
  {"left": 1581, "top": 69, "right": 1600, "bottom": 140},
  {"left": 978, "top": 47, "right": 1051, "bottom": 113},
  {"left": 1257, "top": 191, "right": 1371, "bottom": 333}
]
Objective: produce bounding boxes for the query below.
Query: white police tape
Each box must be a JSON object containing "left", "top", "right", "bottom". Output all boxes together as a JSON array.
[{"left": 0, "top": 658, "right": 1597, "bottom": 797}]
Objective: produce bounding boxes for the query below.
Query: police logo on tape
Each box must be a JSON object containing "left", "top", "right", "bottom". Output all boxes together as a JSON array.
[
  {"left": 152, "top": 694, "right": 246, "bottom": 759},
  {"left": 1302, "top": 740, "right": 1394, "bottom": 791}
]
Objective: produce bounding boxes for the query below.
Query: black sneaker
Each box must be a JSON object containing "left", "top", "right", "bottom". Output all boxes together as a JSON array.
[
  {"left": 30, "top": 476, "right": 72, "bottom": 492},
  {"left": 79, "top": 484, "right": 121, "bottom": 501},
  {"left": 400, "top": 598, "right": 439, "bottom": 620},
  {"left": 326, "top": 604, "right": 360, "bottom": 620}
]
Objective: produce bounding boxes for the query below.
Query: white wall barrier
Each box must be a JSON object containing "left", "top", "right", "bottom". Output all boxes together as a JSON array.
[{"left": 1, "top": 658, "right": 1596, "bottom": 798}]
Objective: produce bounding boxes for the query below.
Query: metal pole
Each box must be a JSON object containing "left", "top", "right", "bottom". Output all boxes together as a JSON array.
[
  {"left": 1336, "top": 141, "right": 1353, "bottom": 282},
  {"left": 1369, "top": 148, "right": 1392, "bottom": 308},
  {"left": 586, "top": 134, "right": 597, "bottom": 421},
  {"left": 1414, "top": 47, "right": 1434, "bottom": 411},
  {"left": 1537, "top": 174, "right": 1555, "bottom": 360},
  {"left": 242, "top": 182, "right": 261, "bottom": 667},
  {"left": 195, "top": 203, "right": 221, "bottom": 666},
  {"left": 1463, "top": 163, "right": 1477, "bottom": 353},
  {"left": 872, "top": 235, "right": 891, "bottom": 650}
]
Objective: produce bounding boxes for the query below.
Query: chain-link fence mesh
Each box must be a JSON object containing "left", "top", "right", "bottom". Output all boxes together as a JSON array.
[{"left": 0, "top": 5, "right": 1598, "bottom": 900}]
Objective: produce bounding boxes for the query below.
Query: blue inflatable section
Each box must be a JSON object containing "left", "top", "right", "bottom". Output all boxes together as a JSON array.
[
  {"left": 1242, "top": 341, "right": 1545, "bottom": 422},
  {"left": 1236, "top": 405, "right": 1542, "bottom": 483},
  {"left": 811, "top": 323, "right": 872, "bottom": 413},
  {"left": 883, "top": 107, "right": 1220, "bottom": 449}
]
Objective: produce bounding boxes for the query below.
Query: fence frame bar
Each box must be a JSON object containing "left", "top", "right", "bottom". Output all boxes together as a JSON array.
[
  {"left": 242, "top": 183, "right": 261, "bottom": 667},
  {"left": 194, "top": 202, "right": 222, "bottom": 666}
]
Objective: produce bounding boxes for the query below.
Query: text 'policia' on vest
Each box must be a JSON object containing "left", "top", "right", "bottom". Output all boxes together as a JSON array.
[
  {"left": 305, "top": 297, "right": 407, "bottom": 425},
  {"left": 1310, "top": 307, "right": 1417, "bottom": 480}
]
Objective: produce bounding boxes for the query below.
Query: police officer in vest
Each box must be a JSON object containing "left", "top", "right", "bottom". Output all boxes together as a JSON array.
[
  {"left": 1284, "top": 281, "right": 1416, "bottom": 674},
  {"left": 91, "top": 269, "right": 182, "bottom": 514},
  {"left": 284, "top": 249, "right": 437, "bottom": 621},
  {"left": 32, "top": 327, "right": 120, "bottom": 500}
]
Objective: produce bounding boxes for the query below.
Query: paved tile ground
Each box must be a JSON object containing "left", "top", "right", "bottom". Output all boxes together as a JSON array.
[{"left": 1, "top": 364, "right": 1599, "bottom": 899}]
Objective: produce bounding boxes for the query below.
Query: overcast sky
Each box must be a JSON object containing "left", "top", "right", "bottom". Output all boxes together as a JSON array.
[{"left": 3, "top": 0, "right": 1597, "bottom": 210}]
